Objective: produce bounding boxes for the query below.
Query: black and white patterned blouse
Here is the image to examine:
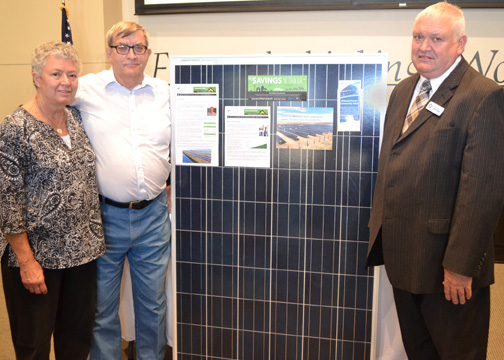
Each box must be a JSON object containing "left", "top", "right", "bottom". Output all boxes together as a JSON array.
[{"left": 0, "top": 106, "right": 105, "bottom": 269}]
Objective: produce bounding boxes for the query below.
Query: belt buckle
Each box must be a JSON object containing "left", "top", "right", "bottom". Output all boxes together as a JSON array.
[{"left": 129, "top": 200, "right": 141, "bottom": 209}]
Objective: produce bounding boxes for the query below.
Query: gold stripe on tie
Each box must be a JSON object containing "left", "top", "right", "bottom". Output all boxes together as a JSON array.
[{"left": 402, "top": 79, "right": 432, "bottom": 133}]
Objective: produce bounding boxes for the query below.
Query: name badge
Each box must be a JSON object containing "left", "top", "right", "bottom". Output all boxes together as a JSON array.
[{"left": 426, "top": 102, "right": 444, "bottom": 116}]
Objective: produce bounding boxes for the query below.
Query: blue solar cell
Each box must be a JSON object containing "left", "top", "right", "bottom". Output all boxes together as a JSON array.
[{"left": 173, "top": 59, "right": 383, "bottom": 360}]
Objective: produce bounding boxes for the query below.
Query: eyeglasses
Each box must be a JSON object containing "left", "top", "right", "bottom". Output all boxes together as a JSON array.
[{"left": 110, "top": 44, "right": 148, "bottom": 55}]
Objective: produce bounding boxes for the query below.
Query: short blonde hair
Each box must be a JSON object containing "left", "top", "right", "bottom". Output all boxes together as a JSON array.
[
  {"left": 31, "top": 41, "right": 81, "bottom": 78},
  {"left": 106, "top": 21, "right": 150, "bottom": 47},
  {"left": 416, "top": 2, "right": 465, "bottom": 39}
]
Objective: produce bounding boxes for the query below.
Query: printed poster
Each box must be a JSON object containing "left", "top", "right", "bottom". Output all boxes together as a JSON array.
[
  {"left": 174, "top": 84, "right": 219, "bottom": 166},
  {"left": 247, "top": 75, "right": 307, "bottom": 101},
  {"left": 276, "top": 107, "right": 333, "bottom": 150},
  {"left": 224, "top": 106, "right": 271, "bottom": 167},
  {"left": 338, "top": 80, "right": 363, "bottom": 132}
]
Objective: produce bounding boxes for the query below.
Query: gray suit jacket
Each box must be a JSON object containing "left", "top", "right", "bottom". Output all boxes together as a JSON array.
[{"left": 367, "top": 57, "right": 504, "bottom": 294}]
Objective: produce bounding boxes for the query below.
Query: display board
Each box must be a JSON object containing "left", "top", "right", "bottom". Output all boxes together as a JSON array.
[{"left": 170, "top": 54, "right": 387, "bottom": 360}]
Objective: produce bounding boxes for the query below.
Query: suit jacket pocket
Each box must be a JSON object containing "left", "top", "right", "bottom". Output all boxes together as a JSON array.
[{"left": 428, "top": 219, "right": 451, "bottom": 234}]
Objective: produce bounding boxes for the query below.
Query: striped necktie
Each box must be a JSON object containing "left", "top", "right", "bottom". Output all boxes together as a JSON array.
[{"left": 402, "top": 79, "right": 432, "bottom": 133}]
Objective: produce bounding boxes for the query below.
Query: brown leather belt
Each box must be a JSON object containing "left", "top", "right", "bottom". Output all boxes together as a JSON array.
[{"left": 99, "top": 195, "right": 153, "bottom": 210}]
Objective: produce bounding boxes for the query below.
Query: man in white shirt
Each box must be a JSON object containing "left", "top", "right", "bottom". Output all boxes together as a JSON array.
[{"left": 73, "top": 21, "right": 171, "bottom": 360}]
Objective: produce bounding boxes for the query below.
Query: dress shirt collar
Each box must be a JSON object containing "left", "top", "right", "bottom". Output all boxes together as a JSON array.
[
  {"left": 419, "top": 55, "right": 462, "bottom": 96},
  {"left": 103, "top": 67, "right": 154, "bottom": 91}
]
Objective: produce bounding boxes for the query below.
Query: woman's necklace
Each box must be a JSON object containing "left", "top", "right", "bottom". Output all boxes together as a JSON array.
[{"left": 35, "top": 96, "right": 65, "bottom": 135}]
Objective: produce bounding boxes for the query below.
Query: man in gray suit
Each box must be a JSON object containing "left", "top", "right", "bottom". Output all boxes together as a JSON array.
[{"left": 367, "top": 2, "right": 504, "bottom": 359}]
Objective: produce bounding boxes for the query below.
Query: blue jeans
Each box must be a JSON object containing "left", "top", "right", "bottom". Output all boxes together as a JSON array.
[{"left": 90, "top": 189, "right": 171, "bottom": 360}]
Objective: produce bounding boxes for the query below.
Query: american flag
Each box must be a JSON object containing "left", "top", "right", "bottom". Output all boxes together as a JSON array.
[{"left": 61, "top": 6, "right": 73, "bottom": 45}]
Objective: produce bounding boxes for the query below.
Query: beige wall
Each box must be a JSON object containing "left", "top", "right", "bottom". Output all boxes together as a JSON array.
[
  {"left": 0, "top": 0, "right": 122, "bottom": 119},
  {"left": 119, "top": 1, "right": 504, "bottom": 91},
  {"left": 2, "top": 1, "right": 503, "bottom": 119}
]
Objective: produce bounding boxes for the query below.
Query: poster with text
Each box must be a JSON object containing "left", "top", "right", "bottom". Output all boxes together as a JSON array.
[
  {"left": 247, "top": 75, "right": 307, "bottom": 101},
  {"left": 224, "top": 106, "right": 271, "bottom": 168},
  {"left": 174, "top": 84, "right": 219, "bottom": 166},
  {"left": 338, "top": 80, "right": 363, "bottom": 132}
]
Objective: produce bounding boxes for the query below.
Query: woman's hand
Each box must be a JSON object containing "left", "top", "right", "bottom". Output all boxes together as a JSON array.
[
  {"left": 5, "top": 232, "right": 48, "bottom": 294},
  {"left": 19, "top": 258, "right": 47, "bottom": 294}
]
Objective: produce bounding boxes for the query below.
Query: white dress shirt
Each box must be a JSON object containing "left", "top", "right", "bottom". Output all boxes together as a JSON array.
[
  {"left": 408, "top": 56, "right": 462, "bottom": 111},
  {"left": 74, "top": 69, "right": 171, "bottom": 202}
]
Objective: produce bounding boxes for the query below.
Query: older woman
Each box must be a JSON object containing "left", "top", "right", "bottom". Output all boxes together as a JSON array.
[{"left": 0, "top": 41, "right": 105, "bottom": 359}]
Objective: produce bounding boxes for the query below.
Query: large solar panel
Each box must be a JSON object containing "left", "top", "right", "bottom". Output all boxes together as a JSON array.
[{"left": 171, "top": 54, "right": 387, "bottom": 360}]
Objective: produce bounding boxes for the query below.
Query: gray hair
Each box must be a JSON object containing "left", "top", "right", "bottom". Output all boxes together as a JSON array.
[
  {"left": 106, "top": 21, "right": 150, "bottom": 47},
  {"left": 415, "top": 2, "right": 465, "bottom": 39},
  {"left": 31, "top": 41, "right": 81, "bottom": 78}
]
